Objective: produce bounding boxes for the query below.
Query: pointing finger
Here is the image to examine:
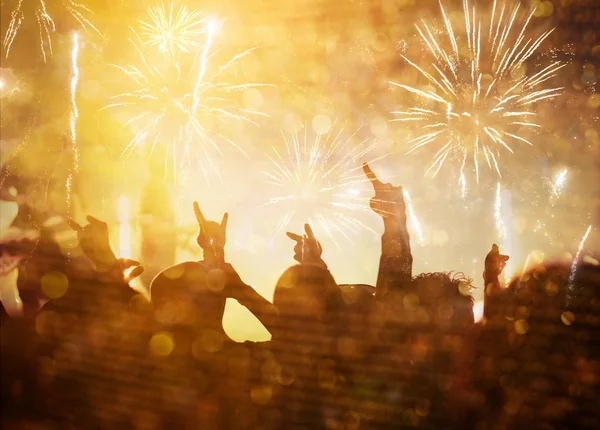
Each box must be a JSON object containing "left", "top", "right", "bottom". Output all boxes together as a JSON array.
[
  {"left": 86, "top": 215, "right": 105, "bottom": 225},
  {"left": 286, "top": 232, "right": 303, "bottom": 242},
  {"left": 362, "top": 163, "right": 383, "bottom": 188},
  {"left": 304, "top": 223, "right": 316, "bottom": 241},
  {"left": 67, "top": 219, "right": 83, "bottom": 233},
  {"left": 220, "top": 212, "right": 228, "bottom": 229},
  {"left": 126, "top": 266, "right": 144, "bottom": 280}
]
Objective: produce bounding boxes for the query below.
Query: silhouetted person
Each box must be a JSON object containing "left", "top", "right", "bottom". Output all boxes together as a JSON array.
[
  {"left": 150, "top": 202, "right": 231, "bottom": 337},
  {"left": 483, "top": 244, "right": 509, "bottom": 293},
  {"left": 32, "top": 215, "right": 146, "bottom": 428},
  {"left": 149, "top": 202, "right": 270, "bottom": 429},
  {"left": 265, "top": 261, "right": 342, "bottom": 429},
  {"left": 482, "top": 243, "right": 509, "bottom": 322},
  {"left": 228, "top": 223, "right": 346, "bottom": 428}
]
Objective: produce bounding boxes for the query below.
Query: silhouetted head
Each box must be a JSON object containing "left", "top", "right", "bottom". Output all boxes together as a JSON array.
[
  {"left": 410, "top": 272, "right": 475, "bottom": 326},
  {"left": 504, "top": 261, "right": 600, "bottom": 322},
  {"left": 272, "top": 263, "right": 341, "bottom": 341},
  {"left": 150, "top": 261, "right": 227, "bottom": 333},
  {"left": 199, "top": 220, "right": 226, "bottom": 252}
]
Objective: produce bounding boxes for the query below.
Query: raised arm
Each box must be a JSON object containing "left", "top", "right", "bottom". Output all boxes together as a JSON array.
[
  {"left": 363, "top": 163, "right": 412, "bottom": 299},
  {"left": 223, "top": 264, "right": 279, "bottom": 334},
  {"left": 191, "top": 203, "right": 279, "bottom": 333}
]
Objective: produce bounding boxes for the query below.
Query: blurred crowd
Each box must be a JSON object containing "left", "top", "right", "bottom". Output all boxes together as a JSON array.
[{"left": 1, "top": 163, "right": 599, "bottom": 430}]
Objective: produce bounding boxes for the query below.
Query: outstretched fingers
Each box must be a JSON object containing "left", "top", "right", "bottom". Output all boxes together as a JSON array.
[
  {"left": 193, "top": 201, "right": 206, "bottom": 226},
  {"left": 86, "top": 215, "right": 106, "bottom": 226},
  {"left": 67, "top": 219, "right": 84, "bottom": 233},
  {"left": 120, "top": 258, "right": 141, "bottom": 269},
  {"left": 286, "top": 231, "right": 303, "bottom": 243},
  {"left": 126, "top": 266, "right": 144, "bottom": 281},
  {"left": 304, "top": 223, "right": 316, "bottom": 241}
]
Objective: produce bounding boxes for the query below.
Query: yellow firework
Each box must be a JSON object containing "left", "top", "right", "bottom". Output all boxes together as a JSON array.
[
  {"left": 3, "top": 0, "right": 100, "bottom": 63},
  {"left": 66, "top": 32, "right": 79, "bottom": 216},
  {"left": 262, "top": 126, "right": 382, "bottom": 245},
  {"left": 106, "top": 14, "right": 268, "bottom": 180},
  {"left": 391, "top": 0, "right": 564, "bottom": 190},
  {"left": 138, "top": 2, "right": 206, "bottom": 55}
]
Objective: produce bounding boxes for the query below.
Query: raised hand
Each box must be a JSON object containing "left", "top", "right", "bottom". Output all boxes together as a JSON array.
[
  {"left": 68, "top": 216, "right": 118, "bottom": 270},
  {"left": 484, "top": 244, "right": 509, "bottom": 283},
  {"left": 193, "top": 201, "right": 227, "bottom": 265},
  {"left": 362, "top": 163, "right": 407, "bottom": 229},
  {"left": 120, "top": 258, "right": 145, "bottom": 283},
  {"left": 68, "top": 216, "right": 144, "bottom": 281},
  {"left": 286, "top": 223, "right": 326, "bottom": 268}
]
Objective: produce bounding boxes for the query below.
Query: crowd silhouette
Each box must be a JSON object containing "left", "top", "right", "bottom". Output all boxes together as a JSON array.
[{"left": 1, "top": 163, "right": 599, "bottom": 429}]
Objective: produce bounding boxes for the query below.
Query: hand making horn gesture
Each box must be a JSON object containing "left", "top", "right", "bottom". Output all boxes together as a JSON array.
[
  {"left": 68, "top": 216, "right": 143, "bottom": 282},
  {"left": 362, "top": 163, "right": 407, "bottom": 228},
  {"left": 193, "top": 201, "right": 228, "bottom": 265},
  {"left": 286, "top": 223, "right": 326, "bottom": 268}
]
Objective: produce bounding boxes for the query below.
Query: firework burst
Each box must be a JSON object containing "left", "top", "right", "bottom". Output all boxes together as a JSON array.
[
  {"left": 2, "top": 0, "right": 100, "bottom": 63},
  {"left": 391, "top": 0, "right": 564, "bottom": 190},
  {"left": 138, "top": 2, "right": 206, "bottom": 55},
  {"left": 106, "top": 11, "right": 268, "bottom": 180},
  {"left": 262, "top": 125, "right": 382, "bottom": 246}
]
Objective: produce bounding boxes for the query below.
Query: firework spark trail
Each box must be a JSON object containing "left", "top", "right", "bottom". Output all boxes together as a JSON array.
[
  {"left": 391, "top": 0, "right": 565, "bottom": 187},
  {"left": 106, "top": 11, "right": 269, "bottom": 181},
  {"left": 494, "top": 182, "right": 510, "bottom": 284},
  {"left": 66, "top": 32, "right": 79, "bottom": 216},
  {"left": 568, "top": 225, "right": 592, "bottom": 293},
  {"left": 551, "top": 168, "right": 568, "bottom": 198},
  {"left": 500, "top": 187, "right": 515, "bottom": 280},
  {"left": 403, "top": 189, "right": 424, "bottom": 244},
  {"left": 494, "top": 182, "right": 506, "bottom": 243},
  {"left": 262, "top": 126, "right": 383, "bottom": 247},
  {"left": 139, "top": 2, "right": 206, "bottom": 55},
  {"left": 520, "top": 252, "right": 532, "bottom": 279},
  {"left": 3, "top": 0, "right": 100, "bottom": 62},
  {"left": 459, "top": 155, "right": 467, "bottom": 198},
  {"left": 533, "top": 168, "right": 569, "bottom": 240},
  {"left": 191, "top": 20, "right": 217, "bottom": 118}
]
